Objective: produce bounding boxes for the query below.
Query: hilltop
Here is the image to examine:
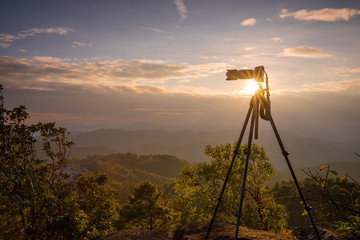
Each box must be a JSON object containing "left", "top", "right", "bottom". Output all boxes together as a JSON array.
[{"left": 102, "top": 222, "right": 359, "bottom": 240}]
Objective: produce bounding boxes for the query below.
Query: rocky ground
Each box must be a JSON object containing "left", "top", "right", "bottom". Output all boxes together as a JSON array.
[{"left": 102, "top": 221, "right": 360, "bottom": 240}]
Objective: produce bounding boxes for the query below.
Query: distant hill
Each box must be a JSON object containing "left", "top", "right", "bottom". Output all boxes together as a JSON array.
[
  {"left": 68, "top": 151, "right": 360, "bottom": 202},
  {"left": 69, "top": 128, "right": 360, "bottom": 170},
  {"left": 70, "top": 153, "right": 190, "bottom": 202}
]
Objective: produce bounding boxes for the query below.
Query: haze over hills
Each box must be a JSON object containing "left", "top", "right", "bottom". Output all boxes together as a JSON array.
[
  {"left": 69, "top": 153, "right": 189, "bottom": 202},
  {"left": 69, "top": 128, "right": 360, "bottom": 170}
]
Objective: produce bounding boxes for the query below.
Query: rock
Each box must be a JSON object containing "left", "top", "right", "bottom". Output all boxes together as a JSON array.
[
  {"left": 292, "top": 226, "right": 360, "bottom": 240},
  {"left": 103, "top": 222, "right": 360, "bottom": 240},
  {"left": 174, "top": 221, "right": 297, "bottom": 240},
  {"left": 101, "top": 229, "right": 173, "bottom": 240}
]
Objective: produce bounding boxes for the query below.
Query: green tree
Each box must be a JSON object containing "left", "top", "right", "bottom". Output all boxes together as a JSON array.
[
  {"left": 117, "top": 180, "right": 179, "bottom": 231},
  {"left": 174, "top": 143, "right": 288, "bottom": 233},
  {"left": 72, "top": 173, "right": 118, "bottom": 239},
  {"left": 0, "top": 85, "right": 118, "bottom": 239}
]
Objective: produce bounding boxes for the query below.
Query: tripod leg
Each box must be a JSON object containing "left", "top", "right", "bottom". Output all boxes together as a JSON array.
[
  {"left": 254, "top": 93, "right": 260, "bottom": 140},
  {"left": 206, "top": 98, "right": 254, "bottom": 240},
  {"left": 234, "top": 97, "right": 257, "bottom": 240},
  {"left": 258, "top": 94, "right": 322, "bottom": 240}
]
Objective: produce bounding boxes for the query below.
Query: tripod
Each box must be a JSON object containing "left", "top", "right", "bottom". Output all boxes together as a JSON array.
[{"left": 206, "top": 83, "right": 321, "bottom": 240}]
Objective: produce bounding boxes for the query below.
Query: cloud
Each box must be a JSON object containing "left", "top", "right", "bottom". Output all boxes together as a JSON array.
[
  {"left": 279, "top": 8, "right": 360, "bottom": 21},
  {"left": 333, "top": 66, "right": 360, "bottom": 74},
  {"left": 241, "top": 52, "right": 276, "bottom": 58},
  {"left": 0, "top": 33, "right": 19, "bottom": 42},
  {"left": 72, "top": 41, "right": 92, "bottom": 48},
  {"left": 241, "top": 18, "right": 256, "bottom": 26},
  {"left": 17, "top": 27, "right": 74, "bottom": 38},
  {"left": 299, "top": 79, "right": 360, "bottom": 93},
  {"left": 0, "top": 27, "right": 74, "bottom": 48},
  {"left": 0, "top": 43, "right": 11, "bottom": 48},
  {"left": 216, "top": 37, "right": 236, "bottom": 41},
  {"left": 145, "top": 27, "right": 172, "bottom": 38},
  {"left": 331, "top": 66, "right": 360, "bottom": 78},
  {"left": 2, "top": 59, "right": 358, "bottom": 139},
  {"left": 146, "top": 27, "right": 170, "bottom": 35},
  {"left": 244, "top": 46, "right": 255, "bottom": 51},
  {"left": 280, "top": 46, "right": 332, "bottom": 58},
  {"left": 201, "top": 56, "right": 219, "bottom": 60},
  {"left": 174, "top": 0, "right": 188, "bottom": 21},
  {"left": 0, "top": 56, "right": 231, "bottom": 92},
  {"left": 271, "top": 37, "right": 283, "bottom": 43}
]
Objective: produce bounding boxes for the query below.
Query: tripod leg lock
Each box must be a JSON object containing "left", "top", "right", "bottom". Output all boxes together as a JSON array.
[
  {"left": 304, "top": 204, "right": 312, "bottom": 212},
  {"left": 282, "top": 150, "right": 289, "bottom": 157},
  {"left": 234, "top": 211, "right": 242, "bottom": 218},
  {"left": 244, "top": 148, "right": 251, "bottom": 155}
]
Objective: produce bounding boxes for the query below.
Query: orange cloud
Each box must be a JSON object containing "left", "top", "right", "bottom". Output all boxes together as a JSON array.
[
  {"left": 0, "top": 56, "right": 232, "bottom": 94},
  {"left": 271, "top": 37, "right": 283, "bottom": 43},
  {"left": 280, "top": 8, "right": 360, "bottom": 21},
  {"left": 280, "top": 46, "right": 332, "bottom": 58},
  {"left": 301, "top": 79, "right": 360, "bottom": 92},
  {"left": 0, "top": 27, "right": 74, "bottom": 48},
  {"left": 241, "top": 18, "right": 256, "bottom": 26}
]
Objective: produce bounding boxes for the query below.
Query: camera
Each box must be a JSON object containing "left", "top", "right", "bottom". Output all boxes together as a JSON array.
[{"left": 226, "top": 65, "right": 264, "bottom": 82}]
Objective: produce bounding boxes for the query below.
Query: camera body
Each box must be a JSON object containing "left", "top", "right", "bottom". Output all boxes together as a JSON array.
[{"left": 226, "top": 65, "right": 264, "bottom": 82}]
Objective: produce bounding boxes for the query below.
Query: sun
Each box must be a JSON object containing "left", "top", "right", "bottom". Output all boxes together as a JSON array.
[{"left": 244, "top": 79, "right": 259, "bottom": 95}]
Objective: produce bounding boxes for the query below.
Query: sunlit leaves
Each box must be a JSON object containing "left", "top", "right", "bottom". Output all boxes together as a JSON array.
[{"left": 174, "top": 142, "right": 288, "bottom": 232}]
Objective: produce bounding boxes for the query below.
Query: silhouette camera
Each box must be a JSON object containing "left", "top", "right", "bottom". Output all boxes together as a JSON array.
[{"left": 226, "top": 65, "right": 264, "bottom": 82}]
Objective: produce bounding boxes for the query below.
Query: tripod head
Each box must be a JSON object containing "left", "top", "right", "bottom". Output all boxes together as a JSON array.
[{"left": 226, "top": 65, "right": 271, "bottom": 121}]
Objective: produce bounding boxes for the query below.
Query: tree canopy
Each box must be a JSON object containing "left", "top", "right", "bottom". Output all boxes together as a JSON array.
[
  {"left": 0, "top": 85, "right": 118, "bottom": 240},
  {"left": 117, "top": 180, "right": 179, "bottom": 231},
  {"left": 174, "top": 142, "right": 288, "bottom": 233}
]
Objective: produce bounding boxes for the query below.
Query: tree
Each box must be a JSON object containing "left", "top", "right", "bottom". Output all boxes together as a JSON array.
[
  {"left": 272, "top": 163, "right": 360, "bottom": 234},
  {"left": 117, "top": 180, "right": 179, "bottom": 231},
  {"left": 174, "top": 142, "right": 288, "bottom": 233},
  {"left": 0, "top": 85, "right": 118, "bottom": 239},
  {"left": 71, "top": 173, "right": 118, "bottom": 239}
]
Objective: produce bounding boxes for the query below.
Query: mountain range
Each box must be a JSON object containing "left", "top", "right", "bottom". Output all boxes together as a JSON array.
[{"left": 69, "top": 128, "right": 359, "bottom": 170}]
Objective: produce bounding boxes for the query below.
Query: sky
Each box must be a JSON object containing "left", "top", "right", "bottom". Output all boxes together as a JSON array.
[{"left": 1, "top": 0, "right": 360, "bottom": 141}]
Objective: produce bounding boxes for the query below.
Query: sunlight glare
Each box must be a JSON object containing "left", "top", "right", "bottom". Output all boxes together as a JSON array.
[{"left": 244, "top": 79, "right": 259, "bottom": 95}]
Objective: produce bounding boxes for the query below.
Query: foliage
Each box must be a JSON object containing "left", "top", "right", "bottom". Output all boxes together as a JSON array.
[
  {"left": 334, "top": 215, "right": 360, "bottom": 235},
  {"left": 72, "top": 173, "right": 118, "bottom": 239},
  {"left": 174, "top": 142, "right": 288, "bottom": 233},
  {"left": 117, "top": 180, "right": 180, "bottom": 231},
  {"left": 272, "top": 164, "right": 360, "bottom": 234},
  {"left": 0, "top": 85, "right": 118, "bottom": 240},
  {"left": 304, "top": 165, "right": 360, "bottom": 233}
]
